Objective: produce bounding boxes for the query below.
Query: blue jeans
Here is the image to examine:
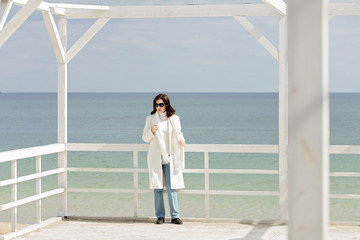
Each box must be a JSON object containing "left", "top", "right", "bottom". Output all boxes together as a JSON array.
[{"left": 154, "top": 164, "right": 179, "bottom": 219}]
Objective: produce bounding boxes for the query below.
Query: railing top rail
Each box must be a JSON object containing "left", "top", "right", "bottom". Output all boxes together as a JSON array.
[
  {"left": 66, "top": 143, "right": 279, "bottom": 153},
  {"left": 0, "top": 143, "right": 65, "bottom": 163}
]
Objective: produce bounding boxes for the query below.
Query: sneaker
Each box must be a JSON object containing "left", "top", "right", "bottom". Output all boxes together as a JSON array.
[
  {"left": 171, "top": 218, "right": 183, "bottom": 225},
  {"left": 156, "top": 217, "right": 164, "bottom": 224}
]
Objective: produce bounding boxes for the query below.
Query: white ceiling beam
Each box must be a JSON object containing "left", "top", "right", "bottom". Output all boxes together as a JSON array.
[
  {"left": 0, "top": 0, "right": 42, "bottom": 47},
  {"left": 64, "top": 4, "right": 279, "bottom": 19},
  {"left": 42, "top": 10, "right": 65, "bottom": 63},
  {"left": 66, "top": 17, "right": 110, "bottom": 63},
  {"left": 13, "top": 0, "right": 66, "bottom": 15},
  {"left": 261, "top": 0, "right": 286, "bottom": 15},
  {"left": 234, "top": 16, "right": 278, "bottom": 61},
  {"left": 0, "top": 0, "right": 13, "bottom": 30},
  {"left": 329, "top": 2, "right": 360, "bottom": 15}
]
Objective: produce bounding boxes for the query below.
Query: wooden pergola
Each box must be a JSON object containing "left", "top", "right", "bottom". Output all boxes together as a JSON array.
[{"left": 1, "top": 0, "right": 358, "bottom": 239}]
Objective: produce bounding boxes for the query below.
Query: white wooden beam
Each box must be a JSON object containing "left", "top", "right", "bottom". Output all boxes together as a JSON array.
[
  {"left": 234, "top": 16, "right": 278, "bottom": 61},
  {"left": 0, "top": 0, "right": 42, "bottom": 47},
  {"left": 329, "top": 2, "right": 360, "bottom": 16},
  {"left": 288, "top": 0, "right": 329, "bottom": 239},
  {"left": 261, "top": 0, "right": 286, "bottom": 15},
  {"left": 57, "top": 16, "right": 68, "bottom": 218},
  {"left": 0, "top": 0, "right": 13, "bottom": 30},
  {"left": 278, "top": 15, "right": 288, "bottom": 223},
  {"left": 42, "top": 10, "right": 65, "bottom": 63},
  {"left": 66, "top": 17, "right": 110, "bottom": 63},
  {"left": 65, "top": 4, "right": 279, "bottom": 19}
]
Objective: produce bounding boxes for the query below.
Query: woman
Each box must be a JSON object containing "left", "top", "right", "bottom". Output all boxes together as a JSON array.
[{"left": 142, "top": 93, "right": 186, "bottom": 225}]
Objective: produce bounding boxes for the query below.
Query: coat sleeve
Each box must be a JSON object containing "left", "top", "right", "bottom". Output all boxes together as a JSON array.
[
  {"left": 176, "top": 116, "right": 185, "bottom": 142},
  {"left": 142, "top": 116, "right": 155, "bottom": 143}
]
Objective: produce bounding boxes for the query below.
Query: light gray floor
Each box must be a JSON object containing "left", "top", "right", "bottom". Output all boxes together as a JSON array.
[{"left": 12, "top": 219, "right": 360, "bottom": 240}]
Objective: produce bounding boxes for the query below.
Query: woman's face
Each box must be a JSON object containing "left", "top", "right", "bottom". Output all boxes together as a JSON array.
[{"left": 155, "top": 99, "right": 166, "bottom": 114}]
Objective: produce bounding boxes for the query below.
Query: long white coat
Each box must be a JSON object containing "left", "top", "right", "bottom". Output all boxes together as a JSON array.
[{"left": 142, "top": 113, "right": 185, "bottom": 189}]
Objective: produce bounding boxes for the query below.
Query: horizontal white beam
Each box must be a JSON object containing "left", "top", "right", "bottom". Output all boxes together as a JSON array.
[
  {"left": 0, "top": 188, "right": 64, "bottom": 211},
  {"left": 329, "top": 145, "right": 360, "bottom": 154},
  {"left": 66, "top": 17, "right": 110, "bottom": 63},
  {"left": 261, "top": 0, "right": 286, "bottom": 15},
  {"left": 329, "top": 172, "right": 360, "bottom": 177},
  {"left": 234, "top": 16, "right": 278, "bottom": 61},
  {"left": 330, "top": 194, "right": 360, "bottom": 200},
  {"left": 0, "top": 0, "right": 42, "bottom": 47},
  {"left": 0, "top": 168, "right": 65, "bottom": 187},
  {"left": 0, "top": 143, "right": 65, "bottom": 163},
  {"left": 64, "top": 4, "right": 279, "bottom": 19},
  {"left": 66, "top": 143, "right": 149, "bottom": 152},
  {"left": 329, "top": 2, "right": 360, "bottom": 16},
  {"left": 66, "top": 143, "right": 279, "bottom": 153}
]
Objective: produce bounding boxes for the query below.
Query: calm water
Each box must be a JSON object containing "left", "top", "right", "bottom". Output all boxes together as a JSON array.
[{"left": 0, "top": 93, "right": 359, "bottom": 223}]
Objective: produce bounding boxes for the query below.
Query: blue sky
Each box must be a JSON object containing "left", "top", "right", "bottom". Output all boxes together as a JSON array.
[{"left": 0, "top": 0, "right": 360, "bottom": 93}]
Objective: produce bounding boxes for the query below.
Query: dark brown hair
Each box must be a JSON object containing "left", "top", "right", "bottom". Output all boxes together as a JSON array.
[{"left": 151, "top": 93, "right": 176, "bottom": 117}]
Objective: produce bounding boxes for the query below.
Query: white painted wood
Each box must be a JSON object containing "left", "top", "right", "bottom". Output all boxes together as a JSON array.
[
  {"left": 329, "top": 145, "right": 360, "bottom": 154},
  {"left": 0, "top": 143, "right": 65, "bottom": 163},
  {"left": 0, "top": 0, "right": 13, "bottom": 30},
  {"left": 329, "top": 3, "right": 360, "bottom": 16},
  {"left": 11, "top": 159, "right": 17, "bottom": 232},
  {"left": 66, "top": 167, "right": 278, "bottom": 175},
  {"left": 204, "top": 152, "right": 210, "bottom": 218},
  {"left": 57, "top": 16, "right": 68, "bottom": 218},
  {"left": 330, "top": 194, "right": 360, "bottom": 200},
  {"left": 0, "top": 188, "right": 64, "bottom": 211},
  {"left": 330, "top": 172, "right": 360, "bottom": 177},
  {"left": 0, "top": 0, "right": 42, "bottom": 47},
  {"left": 133, "top": 151, "right": 139, "bottom": 217},
  {"left": 66, "top": 17, "right": 110, "bottom": 63},
  {"left": 0, "top": 168, "right": 65, "bottom": 186},
  {"left": 288, "top": 0, "right": 329, "bottom": 239},
  {"left": 64, "top": 4, "right": 279, "bottom": 19},
  {"left": 66, "top": 143, "right": 278, "bottom": 153},
  {"left": 36, "top": 156, "right": 42, "bottom": 224},
  {"left": 42, "top": 10, "right": 65, "bottom": 63},
  {"left": 278, "top": 15, "right": 288, "bottom": 224},
  {"left": 261, "top": 0, "right": 287, "bottom": 15},
  {"left": 234, "top": 16, "right": 278, "bottom": 61},
  {"left": 0, "top": 217, "right": 62, "bottom": 240}
]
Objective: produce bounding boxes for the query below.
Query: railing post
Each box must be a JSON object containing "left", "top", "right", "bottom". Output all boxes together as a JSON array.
[
  {"left": 204, "top": 152, "right": 210, "bottom": 218},
  {"left": 11, "top": 159, "right": 17, "bottom": 232},
  {"left": 36, "top": 156, "right": 42, "bottom": 224},
  {"left": 133, "top": 151, "right": 139, "bottom": 217},
  {"left": 57, "top": 15, "right": 68, "bottom": 217}
]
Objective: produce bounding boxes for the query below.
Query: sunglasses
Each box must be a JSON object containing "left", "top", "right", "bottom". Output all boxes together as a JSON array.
[{"left": 155, "top": 103, "right": 165, "bottom": 108}]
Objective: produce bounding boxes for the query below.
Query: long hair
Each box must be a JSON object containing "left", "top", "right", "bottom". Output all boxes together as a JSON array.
[{"left": 151, "top": 93, "right": 176, "bottom": 117}]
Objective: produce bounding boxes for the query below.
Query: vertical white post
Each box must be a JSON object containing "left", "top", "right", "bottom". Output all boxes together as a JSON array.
[
  {"left": 36, "top": 155, "right": 42, "bottom": 224},
  {"left": 278, "top": 15, "right": 288, "bottom": 224},
  {"left": 204, "top": 152, "right": 210, "bottom": 218},
  {"left": 133, "top": 151, "right": 139, "bottom": 217},
  {"left": 11, "top": 159, "right": 17, "bottom": 232},
  {"left": 57, "top": 15, "right": 68, "bottom": 217},
  {"left": 288, "top": 0, "right": 329, "bottom": 239}
]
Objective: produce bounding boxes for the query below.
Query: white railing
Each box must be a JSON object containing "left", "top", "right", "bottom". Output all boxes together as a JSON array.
[
  {"left": 1, "top": 143, "right": 360, "bottom": 239},
  {"left": 66, "top": 143, "right": 280, "bottom": 218},
  {"left": 0, "top": 144, "right": 66, "bottom": 240}
]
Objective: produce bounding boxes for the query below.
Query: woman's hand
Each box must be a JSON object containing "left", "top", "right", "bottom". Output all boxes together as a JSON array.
[
  {"left": 179, "top": 139, "right": 185, "bottom": 146},
  {"left": 151, "top": 124, "right": 158, "bottom": 134}
]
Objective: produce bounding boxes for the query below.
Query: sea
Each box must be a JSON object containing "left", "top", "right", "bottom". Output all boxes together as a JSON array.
[{"left": 0, "top": 92, "right": 359, "bottom": 223}]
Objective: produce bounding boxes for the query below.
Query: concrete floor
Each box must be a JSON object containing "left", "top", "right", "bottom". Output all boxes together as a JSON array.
[{"left": 10, "top": 218, "right": 360, "bottom": 240}]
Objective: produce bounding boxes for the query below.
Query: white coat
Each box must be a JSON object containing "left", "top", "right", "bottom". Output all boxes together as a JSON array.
[{"left": 142, "top": 113, "right": 185, "bottom": 189}]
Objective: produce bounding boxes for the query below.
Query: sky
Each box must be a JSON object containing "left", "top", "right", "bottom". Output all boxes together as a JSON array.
[{"left": 0, "top": 0, "right": 360, "bottom": 93}]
